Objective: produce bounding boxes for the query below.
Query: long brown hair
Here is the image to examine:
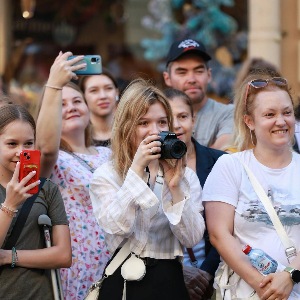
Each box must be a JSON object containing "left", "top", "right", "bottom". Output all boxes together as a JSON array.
[
  {"left": 0, "top": 104, "right": 36, "bottom": 139},
  {"left": 60, "top": 82, "right": 93, "bottom": 152},
  {"left": 111, "top": 78, "right": 174, "bottom": 180}
]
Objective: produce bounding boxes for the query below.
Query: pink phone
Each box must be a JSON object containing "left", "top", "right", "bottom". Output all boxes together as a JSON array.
[{"left": 19, "top": 150, "right": 41, "bottom": 194}]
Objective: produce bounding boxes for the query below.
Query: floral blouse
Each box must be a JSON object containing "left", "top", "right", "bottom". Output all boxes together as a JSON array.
[{"left": 51, "top": 147, "right": 111, "bottom": 300}]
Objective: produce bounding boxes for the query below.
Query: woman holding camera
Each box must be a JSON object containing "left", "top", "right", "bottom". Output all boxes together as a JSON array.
[{"left": 89, "top": 79, "right": 205, "bottom": 300}]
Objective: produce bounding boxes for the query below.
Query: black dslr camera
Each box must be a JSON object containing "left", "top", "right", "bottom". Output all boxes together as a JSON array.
[{"left": 158, "top": 131, "right": 187, "bottom": 159}]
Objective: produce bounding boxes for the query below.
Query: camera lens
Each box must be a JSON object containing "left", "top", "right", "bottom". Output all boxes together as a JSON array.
[
  {"left": 27, "top": 156, "right": 30, "bottom": 160},
  {"left": 170, "top": 140, "right": 187, "bottom": 159},
  {"left": 161, "top": 139, "right": 187, "bottom": 159},
  {"left": 91, "top": 57, "right": 98, "bottom": 63},
  {"left": 23, "top": 152, "right": 27, "bottom": 156}
]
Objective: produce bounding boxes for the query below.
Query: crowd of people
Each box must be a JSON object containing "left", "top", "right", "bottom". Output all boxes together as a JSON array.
[{"left": 0, "top": 38, "right": 300, "bottom": 300}]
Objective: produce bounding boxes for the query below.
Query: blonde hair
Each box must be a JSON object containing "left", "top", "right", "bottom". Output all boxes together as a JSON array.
[
  {"left": 111, "top": 78, "right": 174, "bottom": 180},
  {"left": 223, "top": 70, "right": 293, "bottom": 152}
]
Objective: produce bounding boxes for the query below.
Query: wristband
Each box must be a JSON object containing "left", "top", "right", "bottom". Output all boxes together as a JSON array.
[{"left": 11, "top": 247, "right": 16, "bottom": 268}]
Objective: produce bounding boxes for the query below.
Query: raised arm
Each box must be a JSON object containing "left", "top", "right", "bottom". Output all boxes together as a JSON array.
[{"left": 36, "top": 52, "right": 86, "bottom": 177}]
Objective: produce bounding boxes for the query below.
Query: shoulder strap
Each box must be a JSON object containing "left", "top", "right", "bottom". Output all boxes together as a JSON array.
[
  {"left": 102, "top": 165, "right": 165, "bottom": 278},
  {"left": 66, "top": 151, "right": 96, "bottom": 173},
  {"left": 239, "top": 160, "right": 297, "bottom": 262},
  {"left": 149, "top": 164, "right": 164, "bottom": 219},
  {"left": 3, "top": 177, "right": 47, "bottom": 250}
]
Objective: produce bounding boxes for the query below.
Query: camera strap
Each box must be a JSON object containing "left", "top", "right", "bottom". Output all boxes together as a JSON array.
[{"left": 0, "top": 178, "right": 46, "bottom": 275}]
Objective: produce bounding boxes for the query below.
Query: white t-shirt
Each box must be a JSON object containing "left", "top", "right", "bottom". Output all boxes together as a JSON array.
[{"left": 202, "top": 149, "right": 300, "bottom": 297}]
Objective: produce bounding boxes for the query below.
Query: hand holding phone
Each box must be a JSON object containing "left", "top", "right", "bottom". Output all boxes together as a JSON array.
[
  {"left": 19, "top": 150, "right": 41, "bottom": 194},
  {"left": 67, "top": 55, "right": 102, "bottom": 75}
]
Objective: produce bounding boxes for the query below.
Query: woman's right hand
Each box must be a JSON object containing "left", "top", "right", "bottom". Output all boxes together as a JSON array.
[
  {"left": 131, "top": 135, "right": 162, "bottom": 176},
  {"left": 47, "top": 52, "right": 86, "bottom": 88},
  {"left": 4, "top": 162, "right": 40, "bottom": 210}
]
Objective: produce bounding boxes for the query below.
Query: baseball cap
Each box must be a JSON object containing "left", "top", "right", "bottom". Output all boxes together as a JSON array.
[{"left": 166, "top": 39, "right": 211, "bottom": 67}]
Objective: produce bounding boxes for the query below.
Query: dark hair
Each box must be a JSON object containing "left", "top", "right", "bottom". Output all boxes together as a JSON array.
[
  {"left": 0, "top": 104, "right": 36, "bottom": 139},
  {"left": 78, "top": 67, "right": 118, "bottom": 93},
  {"left": 164, "top": 88, "right": 194, "bottom": 116}
]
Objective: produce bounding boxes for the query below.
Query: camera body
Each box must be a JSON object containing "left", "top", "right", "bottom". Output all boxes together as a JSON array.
[{"left": 159, "top": 131, "right": 187, "bottom": 159}]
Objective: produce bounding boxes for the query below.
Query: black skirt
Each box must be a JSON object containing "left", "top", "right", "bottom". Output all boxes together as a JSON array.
[{"left": 98, "top": 254, "right": 190, "bottom": 300}]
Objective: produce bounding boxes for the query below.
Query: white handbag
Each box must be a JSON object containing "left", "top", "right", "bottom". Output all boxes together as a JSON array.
[
  {"left": 84, "top": 166, "right": 164, "bottom": 300},
  {"left": 214, "top": 159, "right": 297, "bottom": 300}
]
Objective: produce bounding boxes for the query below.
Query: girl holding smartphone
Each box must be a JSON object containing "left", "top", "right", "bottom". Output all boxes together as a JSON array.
[{"left": 0, "top": 104, "right": 71, "bottom": 300}]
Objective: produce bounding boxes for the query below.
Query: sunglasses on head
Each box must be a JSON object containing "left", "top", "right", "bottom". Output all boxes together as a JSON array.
[{"left": 244, "top": 77, "right": 288, "bottom": 112}]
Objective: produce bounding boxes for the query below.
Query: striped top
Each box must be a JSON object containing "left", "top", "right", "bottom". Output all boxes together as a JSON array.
[{"left": 89, "top": 161, "right": 205, "bottom": 259}]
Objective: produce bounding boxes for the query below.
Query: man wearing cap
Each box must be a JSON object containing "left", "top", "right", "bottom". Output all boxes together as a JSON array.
[{"left": 163, "top": 39, "right": 234, "bottom": 150}]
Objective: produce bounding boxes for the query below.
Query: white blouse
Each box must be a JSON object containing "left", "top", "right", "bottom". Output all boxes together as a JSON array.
[{"left": 89, "top": 161, "right": 205, "bottom": 259}]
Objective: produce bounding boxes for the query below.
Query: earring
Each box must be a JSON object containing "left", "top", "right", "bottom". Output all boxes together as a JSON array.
[
  {"left": 249, "top": 128, "right": 255, "bottom": 146},
  {"left": 116, "top": 95, "right": 119, "bottom": 101}
]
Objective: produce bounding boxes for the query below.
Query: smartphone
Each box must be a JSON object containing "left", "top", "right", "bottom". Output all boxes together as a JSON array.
[
  {"left": 19, "top": 150, "right": 41, "bottom": 194},
  {"left": 68, "top": 55, "right": 102, "bottom": 75}
]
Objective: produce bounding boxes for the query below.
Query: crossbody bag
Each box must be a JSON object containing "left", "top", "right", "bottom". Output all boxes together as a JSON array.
[
  {"left": 84, "top": 166, "right": 164, "bottom": 300},
  {"left": 0, "top": 178, "right": 46, "bottom": 276},
  {"left": 215, "top": 160, "right": 297, "bottom": 300}
]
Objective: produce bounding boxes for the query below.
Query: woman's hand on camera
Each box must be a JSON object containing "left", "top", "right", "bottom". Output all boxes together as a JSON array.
[
  {"left": 131, "top": 135, "right": 161, "bottom": 178},
  {"left": 4, "top": 162, "right": 40, "bottom": 211},
  {"left": 160, "top": 155, "right": 187, "bottom": 204},
  {"left": 47, "top": 51, "right": 86, "bottom": 88}
]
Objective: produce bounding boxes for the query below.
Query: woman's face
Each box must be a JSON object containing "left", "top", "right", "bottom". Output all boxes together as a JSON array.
[
  {"left": 168, "top": 96, "right": 195, "bottom": 145},
  {"left": 245, "top": 89, "right": 295, "bottom": 150},
  {"left": 133, "top": 101, "right": 169, "bottom": 150},
  {"left": 0, "top": 120, "right": 35, "bottom": 175},
  {"left": 62, "top": 86, "right": 90, "bottom": 135},
  {"left": 84, "top": 75, "right": 118, "bottom": 118}
]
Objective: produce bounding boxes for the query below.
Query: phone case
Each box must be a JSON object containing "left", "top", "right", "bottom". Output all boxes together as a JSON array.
[
  {"left": 19, "top": 150, "right": 41, "bottom": 194},
  {"left": 68, "top": 55, "right": 102, "bottom": 75}
]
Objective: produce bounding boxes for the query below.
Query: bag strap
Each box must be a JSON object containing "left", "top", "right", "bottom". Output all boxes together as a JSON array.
[
  {"left": 66, "top": 151, "right": 96, "bottom": 173},
  {"left": 103, "top": 165, "right": 164, "bottom": 277},
  {"left": 3, "top": 177, "right": 47, "bottom": 250},
  {"left": 186, "top": 247, "right": 198, "bottom": 267},
  {"left": 0, "top": 178, "right": 46, "bottom": 276},
  {"left": 239, "top": 160, "right": 297, "bottom": 262}
]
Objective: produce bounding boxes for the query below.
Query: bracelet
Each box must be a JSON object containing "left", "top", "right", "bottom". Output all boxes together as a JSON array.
[
  {"left": 1, "top": 203, "right": 18, "bottom": 213},
  {"left": 45, "top": 84, "right": 63, "bottom": 90},
  {"left": 0, "top": 204, "right": 17, "bottom": 217},
  {"left": 11, "top": 247, "right": 17, "bottom": 268}
]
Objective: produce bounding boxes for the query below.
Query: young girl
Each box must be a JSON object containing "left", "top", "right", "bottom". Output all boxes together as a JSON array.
[
  {"left": 37, "top": 52, "right": 112, "bottom": 300},
  {"left": 79, "top": 69, "right": 119, "bottom": 147},
  {"left": 204, "top": 75, "right": 300, "bottom": 299},
  {"left": 89, "top": 79, "right": 205, "bottom": 300},
  {"left": 0, "top": 104, "right": 71, "bottom": 300}
]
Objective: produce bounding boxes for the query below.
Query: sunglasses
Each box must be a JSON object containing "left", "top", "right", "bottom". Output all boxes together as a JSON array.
[{"left": 244, "top": 77, "right": 288, "bottom": 112}]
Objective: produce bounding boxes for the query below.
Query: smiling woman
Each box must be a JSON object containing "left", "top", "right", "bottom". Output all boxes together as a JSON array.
[
  {"left": 203, "top": 74, "right": 300, "bottom": 300},
  {"left": 36, "top": 52, "right": 112, "bottom": 300}
]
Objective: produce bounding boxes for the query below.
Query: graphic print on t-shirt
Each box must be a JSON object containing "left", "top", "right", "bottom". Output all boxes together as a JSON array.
[{"left": 241, "top": 187, "right": 300, "bottom": 227}]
